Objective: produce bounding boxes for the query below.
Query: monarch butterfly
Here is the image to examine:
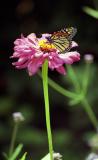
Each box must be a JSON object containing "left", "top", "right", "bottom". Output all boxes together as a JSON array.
[{"left": 47, "top": 27, "right": 77, "bottom": 53}]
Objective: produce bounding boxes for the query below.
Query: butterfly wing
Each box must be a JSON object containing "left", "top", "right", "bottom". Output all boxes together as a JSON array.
[
  {"left": 51, "top": 38, "right": 71, "bottom": 52},
  {"left": 64, "top": 27, "right": 77, "bottom": 40},
  {"left": 48, "top": 27, "right": 77, "bottom": 53}
]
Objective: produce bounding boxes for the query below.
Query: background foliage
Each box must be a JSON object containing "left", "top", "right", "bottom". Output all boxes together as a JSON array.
[{"left": 0, "top": 0, "right": 98, "bottom": 159}]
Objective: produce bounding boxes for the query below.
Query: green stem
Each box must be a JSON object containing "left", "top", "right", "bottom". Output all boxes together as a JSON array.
[
  {"left": 82, "top": 98, "right": 98, "bottom": 130},
  {"left": 38, "top": 72, "right": 77, "bottom": 99},
  {"left": 48, "top": 77, "right": 77, "bottom": 99},
  {"left": 42, "top": 60, "right": 53, "bottom": 160},
  {"left": 9, "top": 122, "right": 19, "bottom": 157}
]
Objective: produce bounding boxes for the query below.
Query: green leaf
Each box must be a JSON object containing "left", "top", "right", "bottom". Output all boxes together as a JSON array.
[
  {"left": 41, "top": 153, "right": 50, "bottom": 160},
  {"left": 9, "top": 144, "right": 23, "bottom": 160},
  {"left": 83, "top": 6, "right": 98, "bottom": 19},
  {"left": 20, "top": 153, "right": 27, "bottom": 160}
]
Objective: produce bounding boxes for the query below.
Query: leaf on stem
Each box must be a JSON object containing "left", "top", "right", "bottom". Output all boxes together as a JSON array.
[
  {"left": 83, "top": 6, "right": 98, "bottom": 19},
  {"left": 20, "top": 152, "right": 27, "bottom": 160},
  {"left": 9, "top": 144, "right": 23, "bottom": 160}
]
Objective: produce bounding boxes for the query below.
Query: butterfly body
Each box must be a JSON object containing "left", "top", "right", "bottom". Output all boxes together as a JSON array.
[{"left": 47, "top": 27, "right": 77, "bottom": 53}]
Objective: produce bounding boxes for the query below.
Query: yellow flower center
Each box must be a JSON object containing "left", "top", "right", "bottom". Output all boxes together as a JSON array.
[{"left": 38, "top": 39, "right": 56, "bottom": 51}]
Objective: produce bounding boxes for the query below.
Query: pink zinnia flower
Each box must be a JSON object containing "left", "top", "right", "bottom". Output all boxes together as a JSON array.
[{"left": 11, "top": 32, "right": 80, "bottom": 75}]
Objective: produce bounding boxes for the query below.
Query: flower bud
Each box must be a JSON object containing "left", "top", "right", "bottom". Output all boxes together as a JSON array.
[
  {"left": 86, "top": 153, "right": 98, "bottom": 160},
  {"left": 53, "top": 152, "right": 62, "bottom": 160},
  {"left": 13, "top": 112, "right": 24, "bottom": 123},
  {"left": 84, "top": 54, "right": 94, "bottom": 63}
]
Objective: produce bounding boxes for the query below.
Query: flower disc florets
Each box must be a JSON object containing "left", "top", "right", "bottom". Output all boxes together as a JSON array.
[{"left": 38, "top": 39, "right": 56, "bottom": 52}]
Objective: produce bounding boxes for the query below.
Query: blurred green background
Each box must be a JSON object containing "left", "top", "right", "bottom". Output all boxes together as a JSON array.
[{"left": 0, "top": 0, "right": 98, "bottom": 159}]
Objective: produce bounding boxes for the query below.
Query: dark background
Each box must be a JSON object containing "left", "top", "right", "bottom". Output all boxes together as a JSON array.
[{"left": 0, "top": 0, "right": 98, "bottom": 159}]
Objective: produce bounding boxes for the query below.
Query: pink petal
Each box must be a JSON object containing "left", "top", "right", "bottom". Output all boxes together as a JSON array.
[
  {"left": 59, "top": 51, "right": 80, "bottom": 64},
  {"left": 27, "top": 33, "right": 39, "bottom": 47},
  {"left": 27, "top": 56, "right": 45, "bottom": 75},
  {"left": 71, "top": 41, "right": 78, "bottom": 48},
  {"left": 48, "top": 52, "right": 64, "bottom": 69},
  {"left": 56, "top": 66, "right": 66, "bottom": 75},
  {"left": 41, "top": 33, "right": 51, "bottom": 39}
]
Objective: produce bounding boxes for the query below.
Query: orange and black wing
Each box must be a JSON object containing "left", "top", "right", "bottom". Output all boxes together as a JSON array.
[{"left": 49, "top": 27, "right": 77, "bottom": 53}]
